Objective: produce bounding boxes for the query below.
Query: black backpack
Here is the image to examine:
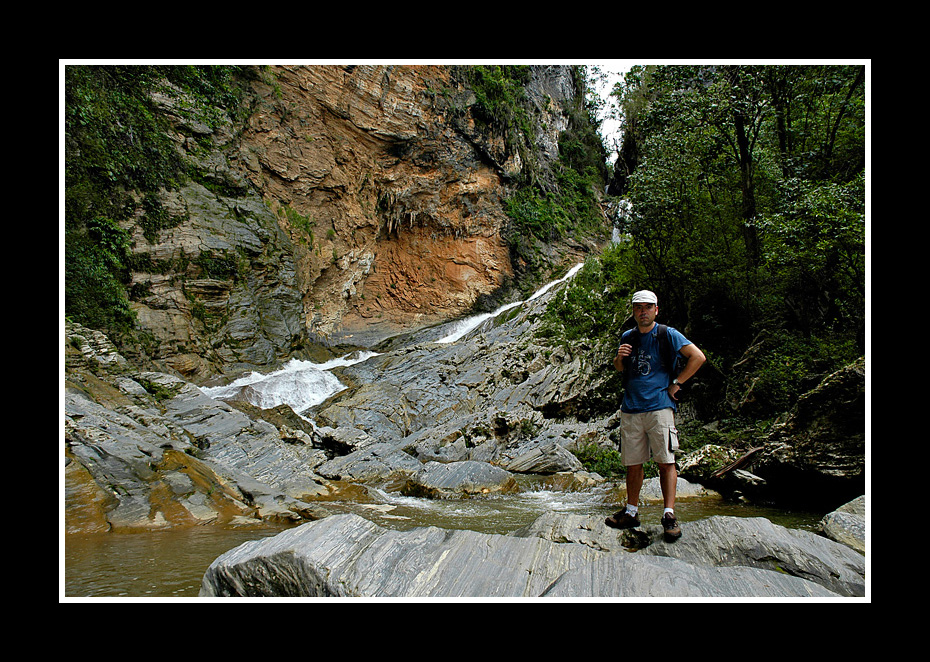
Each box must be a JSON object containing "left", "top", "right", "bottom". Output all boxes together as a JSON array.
[{"left": 620, "top": 323, "right": 684, "bottom": 388}]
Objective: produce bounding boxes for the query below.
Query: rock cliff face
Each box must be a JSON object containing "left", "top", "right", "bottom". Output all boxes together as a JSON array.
[{"left": 125, "top": 64, "right": 593, "bottom": 382}]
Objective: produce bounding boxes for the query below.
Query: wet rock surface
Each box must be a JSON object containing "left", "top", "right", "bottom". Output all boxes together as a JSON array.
[{"left": 199, "top": 511, "right": 856, "bottom": 598}]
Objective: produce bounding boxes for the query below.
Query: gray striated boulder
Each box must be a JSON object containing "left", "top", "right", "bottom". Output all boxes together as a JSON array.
[
  {"left": 513, "top": 512, "right": 632, "bottom": 553},
  {"left": 639, "top": 515, "right": 865, "bottom": 597},
  {"left": 127, "top": 182, "right": 308, "bottom": 382},
  {"left": 400, "top": 460, "right": 519, "bottom": 498},
  {"left": 307, "top": 280, "right": 612, "bottom": 470},
  {"left": 498, "top": 440, "right": 584, "bottom": 474},
  {"left": 200, "top": 513, "right": 601, "bottom": 598},
  {"left": 199, "top": 512, "right": 842, "bottom": 598},
  {"left": 518, "top": 512, "right": 864, "bottom": 597},
  {"left": 65, "top": 321, "right": 335, "bottom": 531},
  {"left": 162, "top": 377, "right": 327, "bottom": 502},
  {"left": 541, "top": 552, "right": 839, "bottom": 598},
  {"left": 819, "top": 495, "right": 866, "bottom": 554},
  {"left": 316, "top": 442, "right": 422, "bottom": 482}
]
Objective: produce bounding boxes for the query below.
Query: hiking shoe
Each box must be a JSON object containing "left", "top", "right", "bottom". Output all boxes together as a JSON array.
[
  {"left": 605, "top": 509, "right": 640, "bottom": 529},
  {"left": 661, "top": 512, "right": 682, "bottom": 542}
]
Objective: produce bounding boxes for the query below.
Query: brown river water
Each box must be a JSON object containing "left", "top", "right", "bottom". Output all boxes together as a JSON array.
[{"left": 62, "top": 479, "right": 824, "bottom": 599}]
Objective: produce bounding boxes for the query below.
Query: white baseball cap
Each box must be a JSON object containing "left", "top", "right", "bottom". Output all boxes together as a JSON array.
[{"left": 631, "top": 290, "right": 658, "bottom": 305}]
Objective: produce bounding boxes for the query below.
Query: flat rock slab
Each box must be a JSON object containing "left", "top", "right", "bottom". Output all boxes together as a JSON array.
[
  {"left": 541, "top": 552, "right": 839, "bottom": 598},
  {"left": 200, "top": 513, "right": 842, "bottom": 598},
  {"left": 640, "top": 515, "right": 865, "bottom": 597},
  {"left": 200, "top": 513, "right": 600, "bottom": 597}
]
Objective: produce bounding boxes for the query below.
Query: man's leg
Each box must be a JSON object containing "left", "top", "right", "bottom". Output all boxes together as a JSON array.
[
  {"left": 626, "top": 463, "right": 644, "bottom": 508},
  {"left": 605, "top": 463, "right": 644, "bottom": 529},
  {"left": 657, "top": 462, "right": 681, "bottom": 541},
  {"left": 606, "top": 413, "right": 648, "bottom": 529},
  {"left": 658, "top": 462, "right": 676, "bottom": 510},
  {"left": 650, "top": 409, "right": 682, "bottom": 541}
]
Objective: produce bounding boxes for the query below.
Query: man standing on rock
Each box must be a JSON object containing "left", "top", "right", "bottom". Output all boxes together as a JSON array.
[{"left": 605, "top": 290, "right": 705, "bottom": 541}]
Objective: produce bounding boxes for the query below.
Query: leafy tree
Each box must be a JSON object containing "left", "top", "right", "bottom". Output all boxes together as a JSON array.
[
  {"left": 763, "top": 65, "right": 866, "bottom": 183},
  {"left": 548, "top": 63, "right": 866, "bottom": 418}
]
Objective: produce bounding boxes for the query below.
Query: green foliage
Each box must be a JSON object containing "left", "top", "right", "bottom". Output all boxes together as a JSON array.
[
  {"left": 558, "top": 70, "right": 610, "bottom": 184},
  {"left": 538, "top": 242, "right": 639, "bottom": 342},
  {"left": 64, "top": 64, "right": 249, "bottom": 337},
  {"left": 136, "top": 376, "right": 183, "bottom": 401},
  {"left": 505, "top": 166, "right": 605, "bottom": 243},
  {"left": 65, "top": 227, "right": 136, "bottom": 333},
  {"left": 754, "top": 173, "right": 865, "bottom": 336},
  {"left": 194, "top": 251, "right": 241, "bottom": 281},
  {"left": 65, "top": 66, "right": 180, "bottom": 194},
  {"left": 610, "top": 64, "right": 865, "bottom": 362},
  {"left": 466, "top": 65, "right": 532, "bottom": 137},
  {"left": 743, "top": 330, "right": 860, "bottom": 413},
  {"left": 501, "top": 66, "right": 610, "bottom": 268},
  {"left": 138, "top": 192, "right": 183, "bottom": 243},
  {"left": 280, "top": 205, "right": 316, "bottom": 245},
  {"left": 572, "top": 441, "right": 625, "bottom": 478}
]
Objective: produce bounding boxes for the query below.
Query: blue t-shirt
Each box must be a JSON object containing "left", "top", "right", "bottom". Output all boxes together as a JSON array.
[{"left": 620, "top": 324, "right": 691, "bottom": 413}]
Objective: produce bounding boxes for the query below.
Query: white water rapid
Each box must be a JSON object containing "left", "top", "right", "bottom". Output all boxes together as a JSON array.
[{"left": 200, "top": 351, "right": 379, "bottom": 416}]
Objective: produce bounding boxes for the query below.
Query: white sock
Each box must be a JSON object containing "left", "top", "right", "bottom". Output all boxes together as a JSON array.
[
  {"left": 626, "top": 504, "right": 638, "bottom": 515},
  {"left": 664, "top": 508, "right": 675, "bottom": 516}
]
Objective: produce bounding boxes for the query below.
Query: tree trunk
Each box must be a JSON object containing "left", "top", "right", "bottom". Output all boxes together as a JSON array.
[
  {"left": 724, "top": 66, "right": 760, "bottom": 268},
  {"left": 733, "top": 108, "right": 759, "bottom": 266}
]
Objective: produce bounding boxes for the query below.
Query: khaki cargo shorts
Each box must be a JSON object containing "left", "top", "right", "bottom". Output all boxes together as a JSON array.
[{"left": 619, "top": 408, "right": 679, "bottom": 466}]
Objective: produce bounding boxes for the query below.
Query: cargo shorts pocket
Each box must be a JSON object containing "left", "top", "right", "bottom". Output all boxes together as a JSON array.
[{"left": 667, "top": 426, "right": 679, "bottom": 453}]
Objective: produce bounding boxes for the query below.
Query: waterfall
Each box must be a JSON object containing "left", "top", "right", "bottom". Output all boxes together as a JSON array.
[
  {"left": 200, "top": 264, "right": 583, "bottom": 413},
  {"left": 433, "top": 301, "right": 522, "bottom": 345},
  {"left": 610, "top": 198, "right": 633, "bottom": 244},
  {"left": 435, "top": 263, "right": 584, "bottom": 344}
]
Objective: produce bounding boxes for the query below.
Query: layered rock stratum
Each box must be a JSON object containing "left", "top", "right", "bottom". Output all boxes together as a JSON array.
[{"left": 122, "top": 64, "right": 596, "bottom": 382}]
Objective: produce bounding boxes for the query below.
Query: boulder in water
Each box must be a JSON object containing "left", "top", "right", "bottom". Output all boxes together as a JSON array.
[
  {"left": 818, "top": 495, "right": 866, "bottom": 554},
  {"left": 400, "top": 460, "right": 519, "bottom": 499}
]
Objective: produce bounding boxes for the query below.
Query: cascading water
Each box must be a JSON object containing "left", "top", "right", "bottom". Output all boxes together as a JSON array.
[
  {"left": 200, "top": 351, "right": 379, "bottom": 415},
  {"left": 609, "top": 198, "right": 633, "bottom": 245},
  {"left": 436, "top": 263, "right": 584, "bottom": 344},
  {"left": 200, "top": 264, "right": 586, "bottom": 413}
]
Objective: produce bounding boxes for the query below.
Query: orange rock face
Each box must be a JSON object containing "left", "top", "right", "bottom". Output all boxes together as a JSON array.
[{"left": 235, "top": 64, "right": 517, "bottom": 342}]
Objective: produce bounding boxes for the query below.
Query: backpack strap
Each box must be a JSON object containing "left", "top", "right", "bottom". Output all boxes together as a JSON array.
[
  {"left": 620, "top": 328, "right": 636, "bottom": 388},
  {"left": 655, "top": 323, "right": 673, "bottom": 385},
  {"left": 656, "top": 323, "right": 670, "bottom": 372},
  {"left": 656, "top": 323, "right": 687, "bottom": 385}
]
